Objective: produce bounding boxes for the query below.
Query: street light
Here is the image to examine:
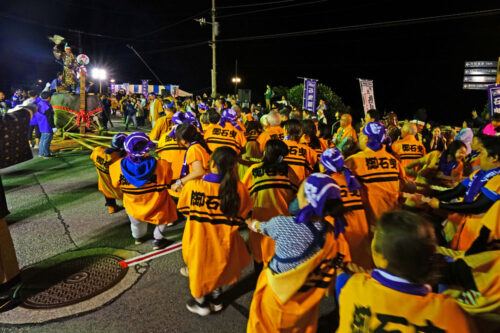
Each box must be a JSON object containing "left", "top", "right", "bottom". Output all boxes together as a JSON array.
[
  {"left": 91, "top": 68, "right": 107, "bottom": 93},
  {"left": 231, "top": 77, "right": 241, "bottom": 94},
  {"left": 110, "top": 78, "right": 116, "bottom": 83}
]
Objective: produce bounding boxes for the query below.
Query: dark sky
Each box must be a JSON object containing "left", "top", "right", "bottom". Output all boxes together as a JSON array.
[{"left": 1, "top": 0, "right": 499, "bottom": 124}]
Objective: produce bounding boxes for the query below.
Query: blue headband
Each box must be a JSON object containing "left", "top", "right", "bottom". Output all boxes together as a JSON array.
[
  {"left": 320, "top": 148, "right": 360, "bottom": 193},
  {"left": 105, "top": 132, "right": 128, "bottom": 155},
  {"left": 363, "top": 122, "right": 386, "bottom": 151},
  {"left": 124, "top": 132, "right": 156, "bottom": 163},
  {"left": 168, "top": 111, "right": 197, "bottom": 138},
  {"left": 219, "top": 108, "right": 242, "bottom": 131},
  {"left": 295, "top": 173, "right": 346, "bottom": 238}
]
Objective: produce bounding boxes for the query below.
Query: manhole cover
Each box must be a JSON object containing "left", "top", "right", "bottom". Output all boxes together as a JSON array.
[{"left": 19, "top": 254, "right": 128, "bottom": 309}]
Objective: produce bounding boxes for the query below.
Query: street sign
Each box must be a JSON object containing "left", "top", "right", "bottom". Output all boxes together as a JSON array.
[
  {"left": 463, "top": 76, "right": 497, "bottom": 83},
  {"left": 463, "top": 60, "right": 499, "bottom": 90},
  {"left": 465, "top": 61, "right": 498, "bottom": 68},
  {"left": 464, "top": 68, "right": 498, "bottom": 75},
  {"left": 463, "top": 83, "right": 492, "bottom": 90}
]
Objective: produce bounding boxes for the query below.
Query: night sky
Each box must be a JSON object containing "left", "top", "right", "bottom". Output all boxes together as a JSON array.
[{"left": 1, "top": 0, "right": 499, "bottom": 124}]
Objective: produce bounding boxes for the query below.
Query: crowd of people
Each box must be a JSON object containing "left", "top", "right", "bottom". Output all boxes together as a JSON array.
[
  {"left": 2, "top": 84, "right": 500, "bottom": 331},
  {"left": 87, "top": 90, "right": 500, "bottom": 332}
]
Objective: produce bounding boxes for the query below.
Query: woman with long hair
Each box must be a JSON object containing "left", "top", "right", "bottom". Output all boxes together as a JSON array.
[
  {"left": 242, "top": 139, "right": 300, "bottom": 272},
  {"left": 318, "top": 122, "right": 334, "bottom": 150},
  {"left": 300, "top": 119, "right": 324, "bottom": 166},
  {"left": 177, "top": 147, "right": 253, "bottom": 316}
]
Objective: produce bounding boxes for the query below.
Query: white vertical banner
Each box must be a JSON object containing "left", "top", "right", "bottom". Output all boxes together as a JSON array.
[
  {"left": 359, "top": 79, "right": 376, "bottom": 114},
  {"left": 170, "top": 85, "right": 179, "bottom": 98},
  {"left": 122, "top": 83, "right": 130, "bottom": 94}
]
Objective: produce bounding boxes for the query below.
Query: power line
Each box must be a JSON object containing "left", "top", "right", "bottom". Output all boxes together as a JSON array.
[
  {"left": 217, "top": 0, "right": 327, "bottom": 19},
  {"left": 133, "top": 9, "right": 211, "bottom": 39},
  {"left": 140, "top": 41, "right": 209, "bottom": 54},
  {"left": 0, "top": 11, "right": 204, "bottom": 44},
  {"left": 217, "top": 0, "right": 296, "bottom": 9},
  {"left": 217, "top": 8, "right": 500, "bottom": 42}
]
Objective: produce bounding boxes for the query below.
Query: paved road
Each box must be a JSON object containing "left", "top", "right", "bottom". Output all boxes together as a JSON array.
[{"left": 0, "top": 127, "right": 338, "bottom": 332}]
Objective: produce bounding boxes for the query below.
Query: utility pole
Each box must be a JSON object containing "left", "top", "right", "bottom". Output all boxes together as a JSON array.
[{"left": 211, "top": 0, "right": 217, "bottom": 98}]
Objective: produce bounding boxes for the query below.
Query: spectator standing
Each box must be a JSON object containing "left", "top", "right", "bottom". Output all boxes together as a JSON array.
[
  {"left": 124, "top": 98, "right": 138, "bottom": 131},
  {"left": 100, "top": 94, "right": 113, "bottom": 129},
  {"left": 11, "top": 89, "right": 25, "bottom": 108},
  {"left": 110, "top": 95, "right": 120, "bottom": 116},
  {"left": 471, "top": 109, "right": 486, "bottom": 129},
  {"left": 316, "top": 99, "right": 327, "bottom": 124},
  {"left": 455, "top": 120, "right": 474, "bottom": 155},
  {"left": 264, "top": 85, "right": 272, "bottom": 110},
  {"left": 149, "top": 93, "right": 163, "bottom": 127},
  {"left": 30, "top": 92, "right": 56, "bottom": 158},
  {"left": 135, "top": 97, "right": 145, "bottom": 127}
]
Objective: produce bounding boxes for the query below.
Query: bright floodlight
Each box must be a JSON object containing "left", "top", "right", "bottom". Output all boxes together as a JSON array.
[
  {"left": 91, "top": 68, "right": 107, "bottom": 80},
  {"left": 232, "top": 77, "right": 241, "bottom": 83}
]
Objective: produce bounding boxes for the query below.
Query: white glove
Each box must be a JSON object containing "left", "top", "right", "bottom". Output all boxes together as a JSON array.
[{"left": 52, "top": 128, "right": 58, "bottom": 134}]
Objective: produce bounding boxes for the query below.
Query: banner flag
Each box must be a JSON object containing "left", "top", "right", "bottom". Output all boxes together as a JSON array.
[
  {"left": 110, "top": 83, "right": 116, "bottom": 95},
  {"left": 141, "top": 80, "right": 149, "bottom": 97},
  {"left": 122, "top": 83, "right": 130, "bottom": 94},
  {"left": 488, "top": 84, "right": 500, "bottom": 117},
  {"left": 302, "top": 78, "right": 318, "bottom": 112},
  {"left": 359, "top": 79, "right": 376, "bottom": 114}
]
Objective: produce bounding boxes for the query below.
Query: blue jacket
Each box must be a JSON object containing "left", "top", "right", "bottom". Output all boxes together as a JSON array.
[
  {"left": 124, "top": 103, "right": 136, "bottom": 116},
  {"left": 11, "top": 94, "right": 25, "bottom": 107},
  {"left": 30, "top": 100, "right": 55, "bottom": 133}
]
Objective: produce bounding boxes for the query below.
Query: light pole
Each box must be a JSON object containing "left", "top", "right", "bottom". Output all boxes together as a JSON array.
[
  {"left": 231, "top": 77, "right": 241, "bottom": 95},
  {"left": 91, "top": 68, "right": 107, "bottom": 94}
]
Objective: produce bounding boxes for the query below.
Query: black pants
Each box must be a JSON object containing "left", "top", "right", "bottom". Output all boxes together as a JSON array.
[
  {"left": 28, "top": 125, "right": 41, "bottom": 141},
  {"left": 105, "top": 197, "right": 117, "bottom": 207},
  {"left": 101, "top": 109, "right": 113, "bottom": 128},
  {"left": 137, "top": 116, "right": 145, "bottom": 127}
]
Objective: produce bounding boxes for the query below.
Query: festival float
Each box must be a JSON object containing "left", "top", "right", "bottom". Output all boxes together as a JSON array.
[{"left": 48, "top": 35, "right": 116, "bottom": 151}]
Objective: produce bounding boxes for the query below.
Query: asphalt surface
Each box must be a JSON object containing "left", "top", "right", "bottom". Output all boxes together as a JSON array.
[{"left": 0, "top": 117, "right": 338, "bottom": 333}]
